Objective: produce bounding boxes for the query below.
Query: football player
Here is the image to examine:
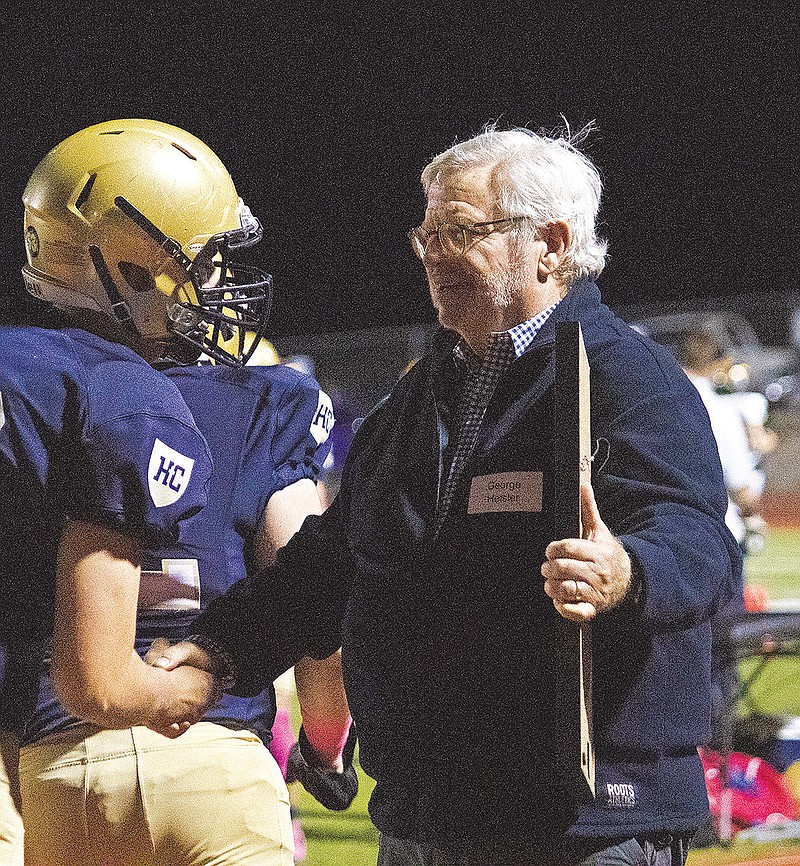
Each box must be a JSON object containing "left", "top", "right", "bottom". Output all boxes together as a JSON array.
[
  {"left": 0, "top": 116, "right": 281, "bottom": 862},
  {"left": 14, "top": 121, "right": 353, "bottom": 866}
]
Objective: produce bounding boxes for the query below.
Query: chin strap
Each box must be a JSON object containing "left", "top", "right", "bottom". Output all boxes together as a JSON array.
[
  {"left": 88, "top": 245, "right": 137, "bottom": 333},
  {"left": 114, "top": 195, "right": 194, "bottom": 274}
]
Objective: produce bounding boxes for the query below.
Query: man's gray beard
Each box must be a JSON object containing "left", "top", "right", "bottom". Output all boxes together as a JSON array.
[
  {"left": 430, "top": 255, "right": 534, "bottom": 335},
  {"left": 483, "top": 260, "right": 528, "bottom": 311}
]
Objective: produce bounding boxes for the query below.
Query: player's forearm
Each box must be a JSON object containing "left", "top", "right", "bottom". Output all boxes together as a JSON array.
[
  {"left": 54, "top": 649, "right": 214, "bottom": 729},
  {"left": 53, "top": 649, "right": 156, "bottom": 727},
  {"left": 54, "top": 519, "right": 214, "bottom": 730}
]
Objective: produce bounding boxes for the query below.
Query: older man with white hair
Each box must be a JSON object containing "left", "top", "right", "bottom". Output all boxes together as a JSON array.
[{"left": 159, "top": 123, "right": 742, "bottom": 866}]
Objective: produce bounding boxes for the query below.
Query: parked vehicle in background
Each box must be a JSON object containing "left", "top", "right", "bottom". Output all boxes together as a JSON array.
[{"left": 631, "top": 311, "right": 800, "bottom": 406}]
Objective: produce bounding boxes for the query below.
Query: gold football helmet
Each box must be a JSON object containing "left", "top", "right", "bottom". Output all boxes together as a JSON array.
[
  {"left": 199, "top": 330, "right": 280, "bottom": 366},
  {"left": 22, "top": 119, "right": 272, "bottom": 366}
]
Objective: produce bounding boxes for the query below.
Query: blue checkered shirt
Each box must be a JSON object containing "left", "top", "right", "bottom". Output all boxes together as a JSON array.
[{"left": 435, "top": 302, "right": 560, "bottom": 534}]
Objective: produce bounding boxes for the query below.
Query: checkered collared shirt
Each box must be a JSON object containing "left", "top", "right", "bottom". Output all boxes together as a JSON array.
[{"left": 435, "top": 302, "right": 560, "bottom": 534}]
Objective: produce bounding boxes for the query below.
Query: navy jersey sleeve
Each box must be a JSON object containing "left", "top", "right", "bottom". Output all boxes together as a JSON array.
[
  {"left": 271, "top": 373, "right": 334, "bottom": 483},
  {"left": 71, "top": 348, "right": 212, "bottom": 544},
  {"left": 244, "top": 368, "right": 334, "bottom": 515},
  {"left": 47, "top": 329, "right": 213, "bottom": 545},
  {"left": 73, "top": 409, "right": 212, "bottom": 545},
  {"left": 0, "top": 326, "right": 213, "bottom": 646}
]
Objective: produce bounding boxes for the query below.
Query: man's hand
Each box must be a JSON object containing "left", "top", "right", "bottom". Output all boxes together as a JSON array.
[
  {"left": 142, "top": 638, "right": 217, "bottom": 738},
  {"left": 542, "top": 481, "right": 633, "bottom": 623},
  {"left": 286, "top": 724, "right": 359, "bottom": 811},
  {"left": 144, "top": 663, "right": 217, "bottom": 739}
]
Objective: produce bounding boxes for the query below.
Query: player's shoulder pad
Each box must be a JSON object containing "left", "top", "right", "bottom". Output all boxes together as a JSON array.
[
  {"left": 0, "top": 326, "right": 77, "bottom": 453},
  {"left": 174, "top": 361, "right": 317, "bottom": 402},
  {"left": 63, "top": 329, "right": 199, "bottom": 430},
  {"left": 0, "top": 325, "right": 79, "bottom": 384},
  {"left": 0, "top": 325, "right": 186, "bottom": 433},
  {"left": 236, "top": 364, "right": 335, "bottom": 447}
]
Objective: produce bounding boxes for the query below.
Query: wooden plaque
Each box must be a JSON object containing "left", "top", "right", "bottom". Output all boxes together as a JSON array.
[{"left": 552, "top": 321, "right": 595, "bottom": 799}]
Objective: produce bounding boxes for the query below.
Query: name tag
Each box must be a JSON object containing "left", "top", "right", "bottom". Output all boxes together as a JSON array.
[{"left": 467, "top": 471, "right": 543, "bottom": 514}]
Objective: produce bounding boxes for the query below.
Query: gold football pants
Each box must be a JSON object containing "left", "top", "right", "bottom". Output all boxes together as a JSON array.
[
  {"left": 20, "top": 722, "right": 293, "bottom": 866},
  {"left": 0, "top": 729, "right": 23, "bottom": 866}
]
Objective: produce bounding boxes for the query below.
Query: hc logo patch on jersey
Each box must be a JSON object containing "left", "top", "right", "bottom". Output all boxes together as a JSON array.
[
  {"left": 310, "top": 390, "right": 335, "bottom": 445},
  {"left": 148, "top": 438, "right": 195, "bottom": 508}
]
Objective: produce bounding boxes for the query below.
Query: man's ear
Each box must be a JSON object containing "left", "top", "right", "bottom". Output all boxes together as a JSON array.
[{"left": 537, "top": 220, "right": 572, "bottom": 281}]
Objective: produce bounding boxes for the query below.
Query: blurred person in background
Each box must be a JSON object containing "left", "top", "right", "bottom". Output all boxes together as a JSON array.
[
  {"left": 676, "top": 331, "right": 768, "bottom": 555},
  {"left": 676, "top": 331, "right": 761, "bottom": 845},
  {"left": 721, "top": 388, "right": 777, "bottom": 556}
]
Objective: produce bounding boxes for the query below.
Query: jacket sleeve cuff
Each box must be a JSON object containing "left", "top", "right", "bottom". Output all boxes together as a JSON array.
[
  {"left": 186, "top": 633, "right": 237, "bottom": 693},
  {"left": 618, "top": 537, "right": 650, "bottom": 616}
]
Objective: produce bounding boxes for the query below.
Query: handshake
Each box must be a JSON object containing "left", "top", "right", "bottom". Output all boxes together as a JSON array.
[{"left": 143, "top": 638, "right": 359, "bottom": 810}]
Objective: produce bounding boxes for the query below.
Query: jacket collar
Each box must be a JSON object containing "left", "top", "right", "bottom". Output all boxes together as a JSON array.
[
  {"left": 527, "top": 277, "right": 603, "bottom": 348},
  {"left": 426, "top": 279, "right": 605, "bottom": 456}
]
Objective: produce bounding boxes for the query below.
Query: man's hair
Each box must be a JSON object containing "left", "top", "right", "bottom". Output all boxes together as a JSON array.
[{"left": 420, "top": 121, "right": 608, "bottom": 285}]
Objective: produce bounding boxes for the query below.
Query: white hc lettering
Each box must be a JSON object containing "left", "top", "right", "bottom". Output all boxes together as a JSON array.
[
  {"left": 313, "top": 403, "right": 334, "bottom": 432},
  {"left": 147, "top": 439, "right": 195, "bottom": 508},
  {"left": 309, "top": 391, "right": 335, "bottom": 445}
]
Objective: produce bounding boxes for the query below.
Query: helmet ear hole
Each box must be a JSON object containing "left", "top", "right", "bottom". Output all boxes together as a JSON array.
[{"left": 119, "top": 261, "right": 156, "bottom": 293}]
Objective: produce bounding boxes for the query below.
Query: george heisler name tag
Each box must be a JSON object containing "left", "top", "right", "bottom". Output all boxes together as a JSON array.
[{"left": 467, "top": 471, "right": 543, "bottom": 514}]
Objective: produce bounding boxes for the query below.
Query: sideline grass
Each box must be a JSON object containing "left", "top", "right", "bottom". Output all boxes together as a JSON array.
[
  {"left": 665, "top": 527, "right": 800, "bottom": 866},
  {"left": 689, "top": 845, "right": 800, "bottom": 865},
  {"left": 737, "top": 527, "right": 800, "bottom": 718},
  {"left": 290, "top": 528, "right": 800, "bottom": 866},
  {"left": 745, "top": 527, "right": 800, "bottom": 601},
  {"left": 293, "top": 758, "right": 378, "bottom": 865}
]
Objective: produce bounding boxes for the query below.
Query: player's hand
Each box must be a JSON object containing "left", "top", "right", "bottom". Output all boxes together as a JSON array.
[
  {"left": 134, "top": 659, "right": 217, "bottom": 738},
  {"left": 147, "top": 639, "right": 214, "bottom": 673},
  {"left": 286, "top": 724, "right": 359, "bottom": 811},
  {"left": 542, "top": 481, "right": 632, "bottom": 623},
  {"left": 150, "top": 720, "right": 192, "bottom": 739}
]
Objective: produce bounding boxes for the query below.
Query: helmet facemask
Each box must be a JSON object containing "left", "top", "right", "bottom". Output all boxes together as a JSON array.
[{"left": 115, "top": 196, "right": 273, "bottom": 367}]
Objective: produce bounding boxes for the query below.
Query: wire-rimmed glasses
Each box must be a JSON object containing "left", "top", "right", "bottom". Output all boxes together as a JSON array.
[{"left": 407, "top": 216, "right": 528, "bottom": 260}]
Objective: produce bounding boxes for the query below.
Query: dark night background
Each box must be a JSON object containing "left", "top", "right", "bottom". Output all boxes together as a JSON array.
[{"left": 2, "top": 4, "right": 798, "bottom": 340}]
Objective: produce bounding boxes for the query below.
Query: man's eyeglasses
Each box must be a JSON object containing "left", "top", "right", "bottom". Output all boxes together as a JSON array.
[{"left": 407, "top": 216, "right": 529, "bottom": 260}]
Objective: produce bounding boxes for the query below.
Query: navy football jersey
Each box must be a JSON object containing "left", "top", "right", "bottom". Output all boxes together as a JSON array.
[
  {"left": 0, "top": 326, "right": 212, "bottom": 638},
  {"left": 0, "top": 325, "right": 212, "bottom": 731},
  {"left": 26, "top": 361, "right": 333, "bottom": 743}
]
